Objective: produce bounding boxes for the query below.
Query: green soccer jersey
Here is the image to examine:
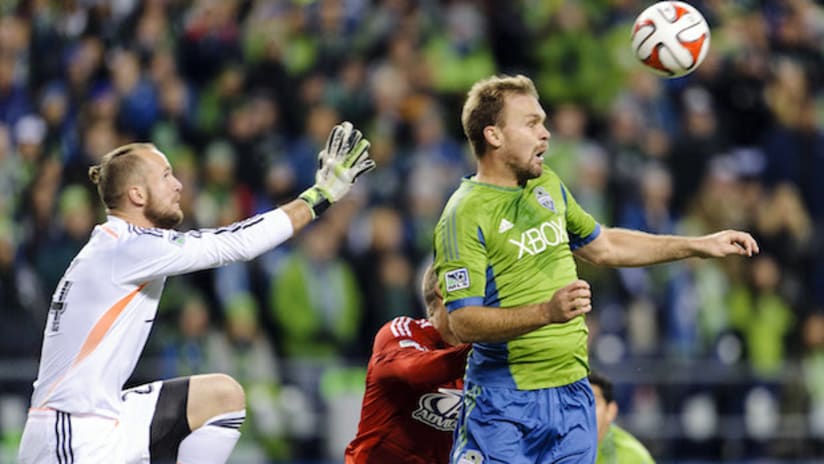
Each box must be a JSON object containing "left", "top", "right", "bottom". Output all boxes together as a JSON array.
[
  {"left": 433, "top": 167, "right": 600, "bottom": 390},
  {"left": 596, "top": 425, "right": 656, "bottom": 464}
]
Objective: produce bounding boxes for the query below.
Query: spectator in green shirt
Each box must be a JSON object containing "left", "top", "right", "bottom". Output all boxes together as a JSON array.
[{"left": 590, "top": 371, "right": 655, "bottom": 464}]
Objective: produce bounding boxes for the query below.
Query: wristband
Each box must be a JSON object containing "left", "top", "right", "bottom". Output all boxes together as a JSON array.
[{"left": 298, "top": 186, "right": 331, "bottom": 219}]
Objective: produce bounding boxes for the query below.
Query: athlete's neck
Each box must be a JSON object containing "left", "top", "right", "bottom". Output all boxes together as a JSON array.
[
  {"left": 109, "top": 210, "right": 156, "bottom": 228},
  {"left": 475, "top": 167, "right": 521, "bottom": 188},
  {"left": 475, "top": 154, "right": 522, "bottom": 188}
]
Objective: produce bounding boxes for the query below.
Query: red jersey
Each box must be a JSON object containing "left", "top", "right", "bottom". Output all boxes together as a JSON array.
[{"left": 344, "top": 316, "right": 471, "bottom": 464}]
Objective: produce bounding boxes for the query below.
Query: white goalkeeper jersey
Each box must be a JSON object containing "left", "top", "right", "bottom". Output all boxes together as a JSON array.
[{"left": 29, "top": 209, "right": 294, "bottom": 419}]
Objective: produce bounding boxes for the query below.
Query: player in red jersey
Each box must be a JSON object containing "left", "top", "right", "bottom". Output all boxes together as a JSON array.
[{"left": 344, "top": 264, "right": 471, "bottom": 464}]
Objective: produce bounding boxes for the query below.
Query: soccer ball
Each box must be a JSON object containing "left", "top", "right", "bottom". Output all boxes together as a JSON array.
[{"left": 631, "top": 1, "right": 711, "bottom": 78}]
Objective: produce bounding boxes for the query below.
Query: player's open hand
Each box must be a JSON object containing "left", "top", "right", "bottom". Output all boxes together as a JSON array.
[
  {"left": 316, "top": 121, "right": 375, "bottom": 201},
  {"left": 696, "top": 230, "right": 760, "bottom": 258},
  {"left": 299, "top": 121, "right": 376, "bottom": 217},
  {"left": 545, "top": 279, "right": 592, "bottom": 324}
]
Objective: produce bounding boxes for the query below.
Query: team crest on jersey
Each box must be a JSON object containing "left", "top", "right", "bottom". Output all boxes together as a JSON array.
[
  {"left": 534, "top": 186, "right": 556, "bottom": 212},
  {"left": 412, "top": 388, "right": 462, "bottom": 431},
  {"left": 457, "top": 450, "right": 484, "bottom": 464},
  {"left": 445, "top": 268, "right": 470, "bottom": 293}
]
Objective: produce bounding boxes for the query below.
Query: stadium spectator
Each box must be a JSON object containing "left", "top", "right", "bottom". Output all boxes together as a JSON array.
[
  {"left": 727, "top": 254, "right": 795, "bottom": 378},
  {"left": 589, "top": 371, "right": 655, "bottom": 464},
  {"left": 269, "top": 217, "right": 363, "bottom": 360},
  {"left": 0, "top": 218, "right": 41, "bottom": 369},
  {"left": 210, "top": 292, "right": 291, "bottom": 461}
]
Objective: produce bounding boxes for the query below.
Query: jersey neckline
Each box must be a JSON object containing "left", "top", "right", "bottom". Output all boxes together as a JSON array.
[{"left": 462, "top": 174, "right": 524, "bottom": 192}]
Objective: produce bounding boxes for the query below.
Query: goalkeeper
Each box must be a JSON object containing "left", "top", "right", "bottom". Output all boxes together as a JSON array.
[{"left": 19, "top": 122, "right": 374, "bottom": 463}]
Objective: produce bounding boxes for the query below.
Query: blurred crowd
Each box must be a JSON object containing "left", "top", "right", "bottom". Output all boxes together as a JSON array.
[{"left": 0, "top": 0, "right": 822, "bottom": 462}]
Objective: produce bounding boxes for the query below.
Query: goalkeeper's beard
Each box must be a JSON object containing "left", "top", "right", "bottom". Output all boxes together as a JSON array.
[{"left": 145, "top": 188, "right": 184, "bottom": 229}]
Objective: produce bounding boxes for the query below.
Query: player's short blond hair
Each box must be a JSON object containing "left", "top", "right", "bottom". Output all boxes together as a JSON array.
[
  {"left": 461, "top": 74, "right": 539, "bottom": 158},
  {"left": 88, "top": 143, "right": 154, "bottom": 211}
]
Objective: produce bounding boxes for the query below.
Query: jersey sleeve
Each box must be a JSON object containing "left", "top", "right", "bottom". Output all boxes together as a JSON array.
[
  {"left": 115, "top": 208, "right": 294, "bottom": 284},
  {"left": 561, "top": 182, "right": 601, "bottom": 250},
  {"left": 434, "top": 202, "right": 489, "bottom": 313},
  {"left": 372, "top": 319, "right": 470, "bottom": 388}
]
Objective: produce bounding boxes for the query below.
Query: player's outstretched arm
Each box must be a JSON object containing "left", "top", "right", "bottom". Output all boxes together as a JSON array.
[
  {"left": 284, "top": 121, "right": 376, "bottom": 231},
  {"left": 114, "top": 123, "right": 375, "bottom": 283},
  {"left": 573, "top": 227, "right": 759, "bottom": 267}
]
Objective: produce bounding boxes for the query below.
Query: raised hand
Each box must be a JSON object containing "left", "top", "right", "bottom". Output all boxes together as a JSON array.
[{"left": 299, "top": 121, "right": 376, "bottom": 217}]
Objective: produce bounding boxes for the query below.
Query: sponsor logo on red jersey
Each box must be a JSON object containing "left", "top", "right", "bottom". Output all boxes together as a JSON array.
[{"left": 412, "top": 388, "right": 462, "bottom": 431}]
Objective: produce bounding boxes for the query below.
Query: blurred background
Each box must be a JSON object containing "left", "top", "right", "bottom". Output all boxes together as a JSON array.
[{"left": 0, "top": 0, "right": 821, "bottom": 462}]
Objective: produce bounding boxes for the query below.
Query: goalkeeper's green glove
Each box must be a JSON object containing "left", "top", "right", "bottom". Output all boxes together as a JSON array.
[{"left": 299, "top": 121, "right": 376, "bottom": 218}]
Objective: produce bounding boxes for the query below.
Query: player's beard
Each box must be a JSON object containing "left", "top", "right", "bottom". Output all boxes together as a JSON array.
[
  {"left": 508, "top": 157, "right": 542, "bottom": 186},
  {"left": 145, "top": 188, "right": 183, "bottom": 229}
]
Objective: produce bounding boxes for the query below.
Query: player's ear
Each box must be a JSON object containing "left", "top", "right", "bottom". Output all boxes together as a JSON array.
[
  {"left": 127, "top": 185, "right": 147, "bottom": 207},
  {"left": 483, "top": 125, "right": 502, "bottom": 149},
  {"left": 607, "top": 401, "right": 618, "bottom": 423}
]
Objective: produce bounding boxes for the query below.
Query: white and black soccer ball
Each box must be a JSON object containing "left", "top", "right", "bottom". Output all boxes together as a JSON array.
[{"left": 631, "top": 1, "right": 711, "bottom": 78}]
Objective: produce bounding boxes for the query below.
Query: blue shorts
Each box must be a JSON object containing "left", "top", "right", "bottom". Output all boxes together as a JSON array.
[{"left": 450, "top": 377, "right": 597, "bottom": 464}]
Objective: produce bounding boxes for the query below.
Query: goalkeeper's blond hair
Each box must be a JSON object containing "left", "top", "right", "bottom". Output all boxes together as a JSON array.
[{"left": 88, "top": 143, "right": 154, "bottom": 211}]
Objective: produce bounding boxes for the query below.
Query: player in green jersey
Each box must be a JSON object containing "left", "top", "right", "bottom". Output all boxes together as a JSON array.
[
  {"left": 433, "top": 74, "right": 759, "bottom": 464},
  {"left": 590, "top": 371, "right": 655, "bottom": 464}
]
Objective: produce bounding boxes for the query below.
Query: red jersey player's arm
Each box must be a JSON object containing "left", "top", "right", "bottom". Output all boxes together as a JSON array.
[{"left": 372, "top": 342, "right": 471, "bottom": 389}]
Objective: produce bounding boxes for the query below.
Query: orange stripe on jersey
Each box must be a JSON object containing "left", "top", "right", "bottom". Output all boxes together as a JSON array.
[
  {"left": 72, "top": 283, "right": 147, "bottom": 367},
  {"left": 38, "top": 283, "right": 148, "bottom": 407},
  {"left": 101, "top": 226, "right": 119, "bottom": 239}
]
